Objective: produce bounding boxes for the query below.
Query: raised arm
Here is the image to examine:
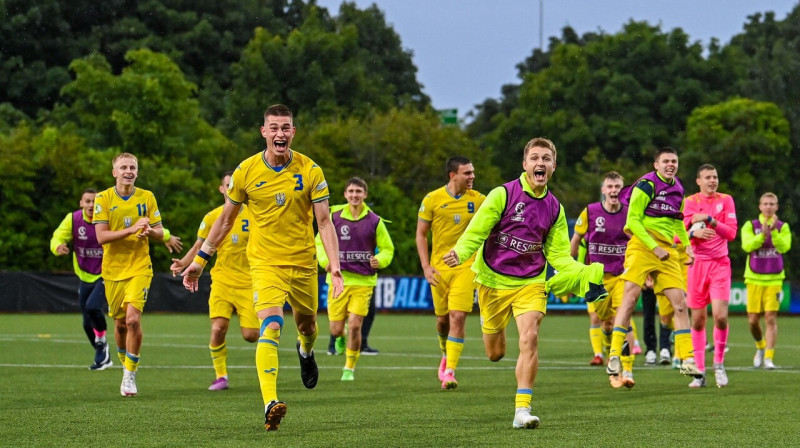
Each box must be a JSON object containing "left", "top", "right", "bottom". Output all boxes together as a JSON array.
[{"left": 773, "top": 222, "right": 792, "bottom": 254}]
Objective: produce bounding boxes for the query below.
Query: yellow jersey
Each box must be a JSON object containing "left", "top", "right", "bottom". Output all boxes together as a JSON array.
[
  {"left": 93, "top": 186, "right": 161, "bottom": 281},
  {"left": 228, "top": 149, "right": 329, "bottom": 269},
  {"left": 418, "top": 186, "right": 485, "bottom": 270},
  {"left": 198, "top": 205, "right": 251, "bottom": 289}
]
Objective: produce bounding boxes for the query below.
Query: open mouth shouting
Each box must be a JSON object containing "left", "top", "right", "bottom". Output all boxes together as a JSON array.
[
  {"left": 273, "top": 139, "right": 288, "bottom": 151},
  {"left": 533, "top": 167, "right": 547, "bottom": 182}
]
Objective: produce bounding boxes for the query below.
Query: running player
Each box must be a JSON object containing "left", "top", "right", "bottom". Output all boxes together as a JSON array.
[
  {"left": 416, "top": 156, "right": 485, "bottom": 389},
  {"left": 570, "top": 171, "right": 638, "bottom": 387},
  {"left": 181, "top": 104, "right": 343, "bottom": 431},
  {"left": 94, "top": 153, "right": 166, "bottom": 396},
  {"left": 316, "top": 177, "right": 394, "bottom": 381},
  {"left": 171, "top": 171, "right": 258, "bottom": 391},
  {"left": 50, "top": 189, "right": 112, "bottom": 370},
  {"left": 444, "top": 137, "right": 606, "bottom": 429},
  {"left": 606, "top": 147, "right": 702, "bottom": 385}
]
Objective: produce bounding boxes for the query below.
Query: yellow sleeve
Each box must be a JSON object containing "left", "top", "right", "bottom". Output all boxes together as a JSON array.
[
  {"left": 227, "top": 165, "right": 247, "bottom": 205},
  {"left": 308, "top": 163, "right": 330, "bottom": 203},
  {"left": 147, "top": 192, "right": 162, "bottom": 227},
  {"left": 93, "top": 193, "right": 109, "bottom": 224},
  {"left": 418, "top": 193, "right": 435, "bottom": 222},
  {"left": 573, "top": 208, "right": 589, "bottom": 236},
  {"left": 197, "top": 213, "right": 212, "bottom": 240}
]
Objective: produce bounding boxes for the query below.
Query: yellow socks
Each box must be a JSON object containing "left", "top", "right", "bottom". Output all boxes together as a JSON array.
[
  {"left": 257, "top": 316, "right": 283, "bottom": 405},
  {"left": 437, "top": 332, "right": 447, "bottom": 355},
  {"left": 445, "top": 337, "right": 464, "bottom": 371},
  {"left": 590, "top": 325, "right": 603, "bottom": 355},
  {"left": 673, "top": 329, "right": 693, "bottom": 360},
  {"left": 515, "top": 388, "right": 533, "bottom": 409},
  {"left": 755, "top": 339, "right": 767, "bottom": 350},
  {"left": 345, "top": 348, "right": 360, "bottom": 370},
  {"left": 124, "top": 352, "right": 140, "bottom": 372},
  {"left": 766, "top": 348, "right": 775, "bottom": 360},
  {"left": 621, "top": 355, "right": 634, "bottom": 372},
  {"left": 210, "top": 342, "right": 228, "bottom": 379},
  {"left": 609, "top": 327, "right": 627, "bottom": 358},
  {"left": 298, "top": 322, "right": 318, "bottom": 355},
  {"left": 117, "top": 347, "right": 126, "bottom": 365}
]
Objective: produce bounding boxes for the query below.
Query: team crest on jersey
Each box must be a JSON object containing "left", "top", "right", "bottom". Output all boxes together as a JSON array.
[
  {"left": 340, "top": 225, "right": 351, "bottom": 240},
  {"left": 595, "top": 216, "right": 606, "bottom": 232},
  {"left": 454, "top": 214, "right": 461, "bottom": 224},
  {"left": 716, "top": 203, "right": 723, "bottom": 212},
  {"left": 511, "top": 202, "right": 526, "bottom": 222},
  {"left": 123, "top": 217, "right": 132, "bottom": 228},
  {"left": 232, "top": 234, "right": 239, "bottom": 244},
  {"left": 275, "top": 192, "right": 286, "bottom": 206}
]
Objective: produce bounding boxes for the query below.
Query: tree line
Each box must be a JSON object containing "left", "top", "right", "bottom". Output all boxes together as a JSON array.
[{"left": 1, "top": 1, "right": 797, "bottom": 280}]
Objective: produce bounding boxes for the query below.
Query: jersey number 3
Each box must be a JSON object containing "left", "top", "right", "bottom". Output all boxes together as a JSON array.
[{"left": 294, "top": 174, "right": 303, "bottom": 191}]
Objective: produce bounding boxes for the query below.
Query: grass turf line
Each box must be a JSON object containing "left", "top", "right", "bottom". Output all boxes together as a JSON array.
[{"left": 0, "top": 313, "right": 797, "bottom": 447}]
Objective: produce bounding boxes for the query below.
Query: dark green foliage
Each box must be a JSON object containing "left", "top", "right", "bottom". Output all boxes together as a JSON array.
[{"left": 0, "top": 1, "right": 798, "bottom": 277}]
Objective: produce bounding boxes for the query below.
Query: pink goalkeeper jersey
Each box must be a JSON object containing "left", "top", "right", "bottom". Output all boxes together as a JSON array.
[{"left": 683, "top": 192, "right": 737, "bottom": 260}]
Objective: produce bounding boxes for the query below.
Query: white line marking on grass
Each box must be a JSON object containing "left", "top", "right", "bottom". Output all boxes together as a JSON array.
[{"left": 1, "top": 363, "right": 797, "bottom": 374}]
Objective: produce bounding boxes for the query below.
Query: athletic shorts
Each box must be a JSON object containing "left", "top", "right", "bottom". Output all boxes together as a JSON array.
[
  {"left": 209, "top": 282, "right": 259, "bottom": 329},
  {"left": 105, "top": 275, "right": 151, "bottom": 319},
  {"left": 251, "top": 266, "right": 318, "bottom": 316},
  {"left": 478, "top": 282, "right": 547, "bottom": 335},
  {"left": 431, "top": 265, "right": 476, "bottom": 316},
  {"left": 656, "top": 292, "right": 675, "bottom": 317},
  {"left": 746, "top": 284, "right": 783, "bottom": 314},
  {"left": 687, "top": 257, "right": 731, "bottom": 309},
  {"left": 620, "top": 235, "right": 685, "bottom": 294},
  {"left": 327, "top": 285, "right": 373, "bottom": 321},
  {"left": 588, "top": 274, "right": 624, "bottom": 322}
]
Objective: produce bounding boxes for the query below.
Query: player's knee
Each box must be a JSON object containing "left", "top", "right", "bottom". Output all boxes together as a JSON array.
[
  {"left": 243, "top": 330, "right": 259, "bottom": 343},
  {"left": 260, "top": 315, "right": 285, "bottom": 337},
  {"left": 125, "top": 316, "right": 141, "bottom": 331},
  {"left": 488, "top": 352, "right": 505, "bottom": 362}
]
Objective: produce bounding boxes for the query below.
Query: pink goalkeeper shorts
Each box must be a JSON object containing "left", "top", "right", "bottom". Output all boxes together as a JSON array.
[{"left": 687, "top": 257, "right": 731, "bottom": 308}]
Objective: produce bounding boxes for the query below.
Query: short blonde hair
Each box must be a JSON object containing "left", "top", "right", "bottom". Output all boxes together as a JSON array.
[
  {"left": 523, "top": 137, "right": 557, "bottom": 161},
  {"left": 760, "top": 192, "right": 778, "bottom": 203},
  {"left": 112, "top": 152, "right": 138, "bottom": 168}
]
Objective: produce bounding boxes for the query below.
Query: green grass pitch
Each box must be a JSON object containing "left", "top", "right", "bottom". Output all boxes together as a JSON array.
[{"left": 0, "top": 313, "right": 796, "bottom": 447}]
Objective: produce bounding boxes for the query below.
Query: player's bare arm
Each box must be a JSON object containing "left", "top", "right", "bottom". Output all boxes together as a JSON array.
[
  {"left": 139, "top": 223, "right": 164, "bottom": 241},
  {"left": 415, "top": 218, "right": 440, "bottom": 286},
  {"left": 171, "top": 238, "right": 203, "bottom": 277},
  {"left": 95, "top": 217, "right": 149, "bottom": 244},
  {"left": 314, "top": 199, "right": 343, "bottom": 299},
  {"left": 569, "top": 231, "right": 585, "bottom": 258},
  {"left": 181, "top": 200, "right": 240, "bottom": 291}
]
